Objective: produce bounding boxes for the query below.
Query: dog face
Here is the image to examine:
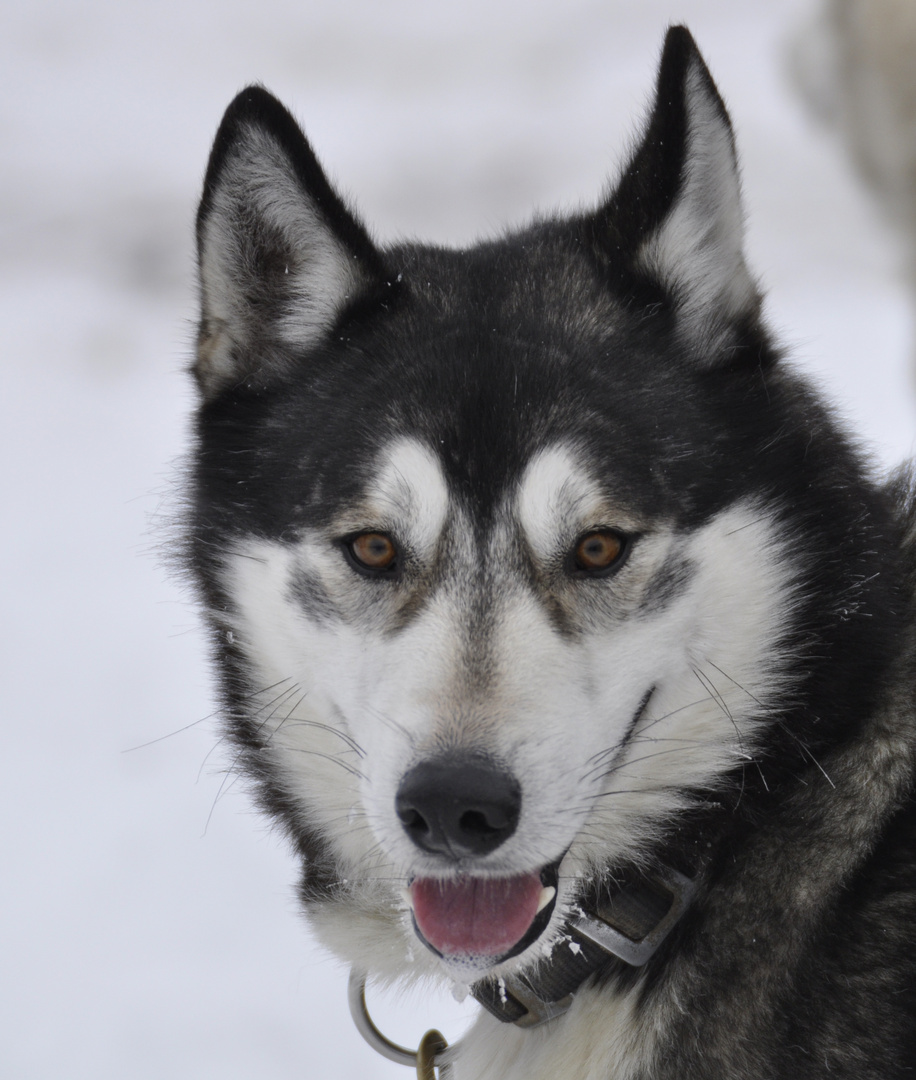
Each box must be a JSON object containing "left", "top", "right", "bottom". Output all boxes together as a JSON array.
[
  {"left": 187, "top": 29, "right": 842, "bottom": 986},
  {"left": 214, "top": 446, "right": 794, "bottom": 981}
]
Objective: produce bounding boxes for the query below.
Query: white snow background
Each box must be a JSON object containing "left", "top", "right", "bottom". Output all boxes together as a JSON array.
[{"left": 3, "top": 1, "right": 915, "bottom": 1077}]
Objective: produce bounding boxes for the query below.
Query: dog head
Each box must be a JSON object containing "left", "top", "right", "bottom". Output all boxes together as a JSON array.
[{"left": 186, "top": 27, "right": 895, "bottom": 987}]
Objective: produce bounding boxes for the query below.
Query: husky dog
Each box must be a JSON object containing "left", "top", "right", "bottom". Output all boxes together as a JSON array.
[{"left": 186, "top": 26, "right": 916, "bottom": 1079}]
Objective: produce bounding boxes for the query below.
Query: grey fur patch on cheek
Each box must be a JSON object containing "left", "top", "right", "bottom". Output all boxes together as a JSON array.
[
  {"left": 288, "top": 567, "right": 341, "bottom": 623},
  {"left": 641, "top": 553, "right": 694, "bottom": 613}
]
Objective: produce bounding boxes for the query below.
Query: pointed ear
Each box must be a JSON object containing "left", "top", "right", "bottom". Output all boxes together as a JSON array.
[
  {"left": 602, "top": 27, "right": 759, "bottom": 358},
  {"left": 195, "top": 86, "right": 387, "bottom": 399}
]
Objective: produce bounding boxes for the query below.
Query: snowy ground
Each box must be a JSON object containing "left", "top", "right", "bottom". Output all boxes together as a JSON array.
[{"left": 3, "top": 2, "right": 915, "bottom": 1077}]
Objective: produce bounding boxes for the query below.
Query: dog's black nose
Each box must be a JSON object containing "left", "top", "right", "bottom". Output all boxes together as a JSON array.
[{"left": 395, "top": 754, "right": 521, "bottom": 859}]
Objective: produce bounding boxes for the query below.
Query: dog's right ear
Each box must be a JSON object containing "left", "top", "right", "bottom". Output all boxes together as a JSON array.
[{"left": 195, "top": 86, "right": 386, "bottom": 399}]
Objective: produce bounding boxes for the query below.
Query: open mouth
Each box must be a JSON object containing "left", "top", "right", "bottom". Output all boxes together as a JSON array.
[{"left": 407, "top": 863, "right": 560, "bottom": 963}]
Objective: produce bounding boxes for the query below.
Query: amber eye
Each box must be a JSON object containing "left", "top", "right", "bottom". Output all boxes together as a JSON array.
[
  {"left": 573, "top": 530, "right": 627, "bottom": 574},
  {"left": 346, "top": 532, "right": 399, "bottom": 575}
]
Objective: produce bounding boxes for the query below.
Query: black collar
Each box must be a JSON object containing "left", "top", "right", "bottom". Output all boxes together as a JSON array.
[{"left": 470, "top": 862, "right": 697, "bottom": 1027}]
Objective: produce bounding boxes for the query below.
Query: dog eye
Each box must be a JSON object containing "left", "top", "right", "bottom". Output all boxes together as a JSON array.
[
  {"left": 572, "top": 530, "right": 628, "bottom": 574},
  {"left": 345, "top": 532, "right": 399, "bottom": 575}
]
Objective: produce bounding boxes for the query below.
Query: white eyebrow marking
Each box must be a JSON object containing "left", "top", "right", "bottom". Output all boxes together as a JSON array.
[
  {"left": 515, "top": 444, "right": 602, "bottom": 561},
  {"left": 365, "top": 437, "right": 450, "bottom": 553}
]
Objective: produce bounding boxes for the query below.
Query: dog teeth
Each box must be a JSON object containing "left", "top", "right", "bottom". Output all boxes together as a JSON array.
[
  {"left": 401, "top": 887, "right": 414, "bottom": 910},
  {"left": 537, "top": 885, "right": 556, "bottom": 914}
]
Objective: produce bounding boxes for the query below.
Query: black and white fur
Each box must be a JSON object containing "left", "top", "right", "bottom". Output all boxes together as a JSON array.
[{"left": 185, "top": 27, "right": 916, "bottom": 1078}]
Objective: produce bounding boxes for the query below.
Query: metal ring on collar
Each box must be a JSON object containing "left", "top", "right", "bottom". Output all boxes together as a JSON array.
[{"left": 347, "top": 969, "right": 458, "bottom": 1074}]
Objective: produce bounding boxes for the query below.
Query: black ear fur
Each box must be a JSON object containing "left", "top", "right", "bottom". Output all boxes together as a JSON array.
[
  {"left": 195, "top": 86, "right": 386, "bottom": 399},
  {"left": 196, "top": 87, "right": 382, "bottom": 275},
  {"left": 595, "top": 26, "right": 759, "bottom": 358},
  {"left": 605, "top": 28, "right": 728, "bottom": 249}
]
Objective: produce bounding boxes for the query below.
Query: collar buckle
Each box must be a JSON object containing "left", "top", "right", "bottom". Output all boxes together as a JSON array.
[
  {"left": 574, "top": 863, "right": 697, "bottom": 967},
  {"left": 471, "top": 863, "right": 697, "bottom": 1027}
]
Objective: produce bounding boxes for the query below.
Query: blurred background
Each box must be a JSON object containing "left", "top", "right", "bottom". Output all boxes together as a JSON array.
[{"left": 3, "top": 1, "right": 915, "bottom": 1077}]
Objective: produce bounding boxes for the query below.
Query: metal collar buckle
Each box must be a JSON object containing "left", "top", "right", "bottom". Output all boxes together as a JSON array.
[
  {"left": 574, "top": 863, "right": 697, "bottom": 966},
  {"left": 471, "top": 864, "right": 697, "bottom": 1027}
]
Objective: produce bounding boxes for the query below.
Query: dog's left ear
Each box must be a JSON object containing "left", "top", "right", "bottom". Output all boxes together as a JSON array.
[
  {"left": 195, "top": 86, "right": 387, "bottom": 399},
  {"left": 598, "top": 26, "right": 760, "bottom": 359}
]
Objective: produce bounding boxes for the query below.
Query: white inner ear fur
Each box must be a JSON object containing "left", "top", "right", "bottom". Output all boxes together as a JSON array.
[
  {"left": 637, "top": 60, "right": 757, "bottom": 340},
  {"left": 199, "top": 123, "right": 362, "bottom": 379}
]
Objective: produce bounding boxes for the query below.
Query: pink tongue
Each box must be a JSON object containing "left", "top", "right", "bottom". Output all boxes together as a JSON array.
[{"left": 411, "top": 873, "right": 543, "bottom": 957}]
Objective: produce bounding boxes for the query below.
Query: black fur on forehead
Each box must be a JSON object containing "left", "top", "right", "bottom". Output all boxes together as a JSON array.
[
  {"left": 192, "top": 227, "right": 871, "bottom": 578},
  {"left": 192, "top": 238, "right": 741, "bottom": 533},
  {"left": 191, "top": 198, "right": 871, "bottom": 550}
]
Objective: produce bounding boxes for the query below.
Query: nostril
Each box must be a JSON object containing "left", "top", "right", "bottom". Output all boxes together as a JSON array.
[
  {"left": 398, "top": 805, "right": 430, "bottom": 838},
  {"left": 459, "top": 809, "right": 504, "bottom": 839},
  {"left": 395, "top": 753, "right": 521, "bottom": 859}
]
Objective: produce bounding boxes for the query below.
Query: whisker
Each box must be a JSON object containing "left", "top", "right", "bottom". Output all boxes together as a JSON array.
[
  {"left": 610, "top": 742, "right": 744, "bottom": 774},
  {"left": 286, "top": 747, "right": 367, "bottom": 780},
  {"left": 692, "top": 667, "right": 735, "bottom": 731},
  {"left": 582, "top": 694, "right": 719, "bottom": 774},
  {"left": 203, "top": 761, "right": 245, "bottom": 835},
  {"left": 705, "top": 661, "right": 764, "bottom": 708},
  {"left": 581, "top": 735, "right": 715, "bottom": 784},
  {"left": 283, "top": 716, "right": 366, "bottom": 757},
  {"left": 362, "top": 703, "right": 413, "bottom": 741},
  {"left": 787, "top": 735, "right": 835, "bottom": 788},
  {"left": 122, "top": 676, "right": 298, "bottom": 752}
]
